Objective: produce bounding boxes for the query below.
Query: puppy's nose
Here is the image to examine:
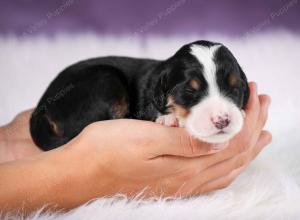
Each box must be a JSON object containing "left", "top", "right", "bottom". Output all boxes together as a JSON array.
[{"left": 211, "top": 115, "right": 230, "bottom": 130}]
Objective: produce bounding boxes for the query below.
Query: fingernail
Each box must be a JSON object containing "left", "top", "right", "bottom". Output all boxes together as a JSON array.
[{"left": 212, "top": 142, "right": 229, "bottom": 150}]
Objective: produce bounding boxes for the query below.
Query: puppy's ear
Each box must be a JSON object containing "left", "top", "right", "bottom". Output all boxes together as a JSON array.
[{"left": 239, "top": 65, "right": 250, "bottom": 108}]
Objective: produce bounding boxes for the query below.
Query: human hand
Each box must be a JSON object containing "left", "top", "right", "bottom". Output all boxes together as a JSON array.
[
  {"left": 67, "top": 82, "right": 271, "bottom": 198},
  {"left": 0, "top": 109, "right": 42, "bottom": 163}
]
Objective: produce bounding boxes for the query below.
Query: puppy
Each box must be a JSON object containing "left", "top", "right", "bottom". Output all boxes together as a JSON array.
[{"left": 30, "top": 40, "right": 249, "bottom": 151}]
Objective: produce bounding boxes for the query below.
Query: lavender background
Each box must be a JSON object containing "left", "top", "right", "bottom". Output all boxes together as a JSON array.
[{"left": 0, "top": 0, "right": 299, "bottom": 37}]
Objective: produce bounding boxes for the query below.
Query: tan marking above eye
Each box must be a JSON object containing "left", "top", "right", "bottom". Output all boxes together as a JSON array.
[
  {"left": 167, "top": 96, "right": 190, "bottom": 118},
  {"left": 189, "top": 79, "right": 200, "bottom": 90},
  {"left": 228, "top": 74, "right": 240, "bottom": 87}
]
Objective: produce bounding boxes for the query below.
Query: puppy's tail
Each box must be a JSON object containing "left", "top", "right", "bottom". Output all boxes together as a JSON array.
[{"left": 30, "top": 110, "right": 68, "bottom": 151}]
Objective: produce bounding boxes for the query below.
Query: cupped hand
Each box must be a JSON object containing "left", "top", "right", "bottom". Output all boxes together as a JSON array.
[{"left": 66, "top": 82, "right": 272, "bottom": 198}]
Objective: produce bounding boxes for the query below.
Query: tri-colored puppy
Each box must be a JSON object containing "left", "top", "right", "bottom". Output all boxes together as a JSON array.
[{"left": 30, "top": 40, "right": 249, "bottom": 151}]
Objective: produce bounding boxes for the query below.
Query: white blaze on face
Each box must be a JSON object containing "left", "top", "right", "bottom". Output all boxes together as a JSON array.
[{"left": 185, "top": 44, "right": 244, "bottom": 144}]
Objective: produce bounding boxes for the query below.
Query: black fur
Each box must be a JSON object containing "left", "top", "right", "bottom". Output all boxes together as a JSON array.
[{"left": 30, "top": 41, "right": 249, "bottom": 150}]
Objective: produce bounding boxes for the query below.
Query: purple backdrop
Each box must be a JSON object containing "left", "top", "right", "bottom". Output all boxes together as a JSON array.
[{"left": 0, "top": 0, "right": 299, "bottom": 37}]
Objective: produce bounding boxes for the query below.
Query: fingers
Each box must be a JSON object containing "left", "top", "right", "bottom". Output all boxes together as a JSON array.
[
  {"left": 148, "top": 82, "right": 269, "bottom": 159},
  {"left": 245, "top": 94, "right": 270, "bottom": 149},
  {"left": 244, "top": 82, "right": 260, "bottom": 118},
  {"left": 150, "top": 127, "right": 229, "bottom": 158},
  {"left": 179, "top": 152, "right": 249, "bottom": 195},
  {"left": 155, "top": 114, "right": 179, "bottom": 127},
  {"left": 243, "top": 83, "right": 270, "bottom": 133},
  {"left": 157, "top": 83, "right": 271, "bottom": 163},
  {"left": 153, "top": 82, "right": 272, "bottom": 196},
  {"left": 250, "top": 130, "right": 272, "bottom": 160},
  {"left": 200, "top": 126, "right": 271, "bottom": 173},
  {"left": 196, "top": 166, "right": 243, "bottom": 195},
  {"left": 258, "top": 95, "right": 271, "bottom": 129},
  {"left": 185, "top": 130, "right": 272, "bottom": 196},
  {"left": 229, "top": 83, "right": 260, "bottom": 147},
  {"left": 150, "top": 106, "right": 272, "bottom": 197},
  {"left": 210, "top": 85, "right": 270, "bottom": 161}
]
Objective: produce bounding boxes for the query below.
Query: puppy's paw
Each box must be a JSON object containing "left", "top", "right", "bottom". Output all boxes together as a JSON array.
[{"left": 155, "top": 114, "right": 179, "bottom": 127}]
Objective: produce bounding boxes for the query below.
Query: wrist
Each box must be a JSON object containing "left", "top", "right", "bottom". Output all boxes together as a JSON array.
[
  {"left": 60, "top": 137, "right": 114, "bottom": 205},
  {"left": 45, "top": 145, "right": 100, "bottom": 209}
]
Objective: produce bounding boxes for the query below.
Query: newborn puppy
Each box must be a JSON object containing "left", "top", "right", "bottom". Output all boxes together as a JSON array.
[{"left": 30, "top": 40, "right": 249, "bottom": 151}]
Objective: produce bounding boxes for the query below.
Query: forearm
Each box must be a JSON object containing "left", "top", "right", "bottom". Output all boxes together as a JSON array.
[{"left": 0, "top": 144, "right": 101, "bottom": 214}]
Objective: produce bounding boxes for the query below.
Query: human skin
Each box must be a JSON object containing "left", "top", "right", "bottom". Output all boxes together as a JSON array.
[{"left": 0, "top": 82, "right": 271, "bottom": 214}]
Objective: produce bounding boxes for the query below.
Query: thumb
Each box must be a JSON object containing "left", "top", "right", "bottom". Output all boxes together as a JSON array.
[{"left": 151, "top": 126, "right": 228, "bottom": 158}]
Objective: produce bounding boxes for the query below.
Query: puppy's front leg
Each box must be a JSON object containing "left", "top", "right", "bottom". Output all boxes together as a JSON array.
[{"left": 155, "top": 114, "right": 179, "bottom": 127}]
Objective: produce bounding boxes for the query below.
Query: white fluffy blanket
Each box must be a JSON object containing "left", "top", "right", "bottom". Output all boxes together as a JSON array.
[{"left": 0, "top": 31, "right": 300, "bottom": 219}]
